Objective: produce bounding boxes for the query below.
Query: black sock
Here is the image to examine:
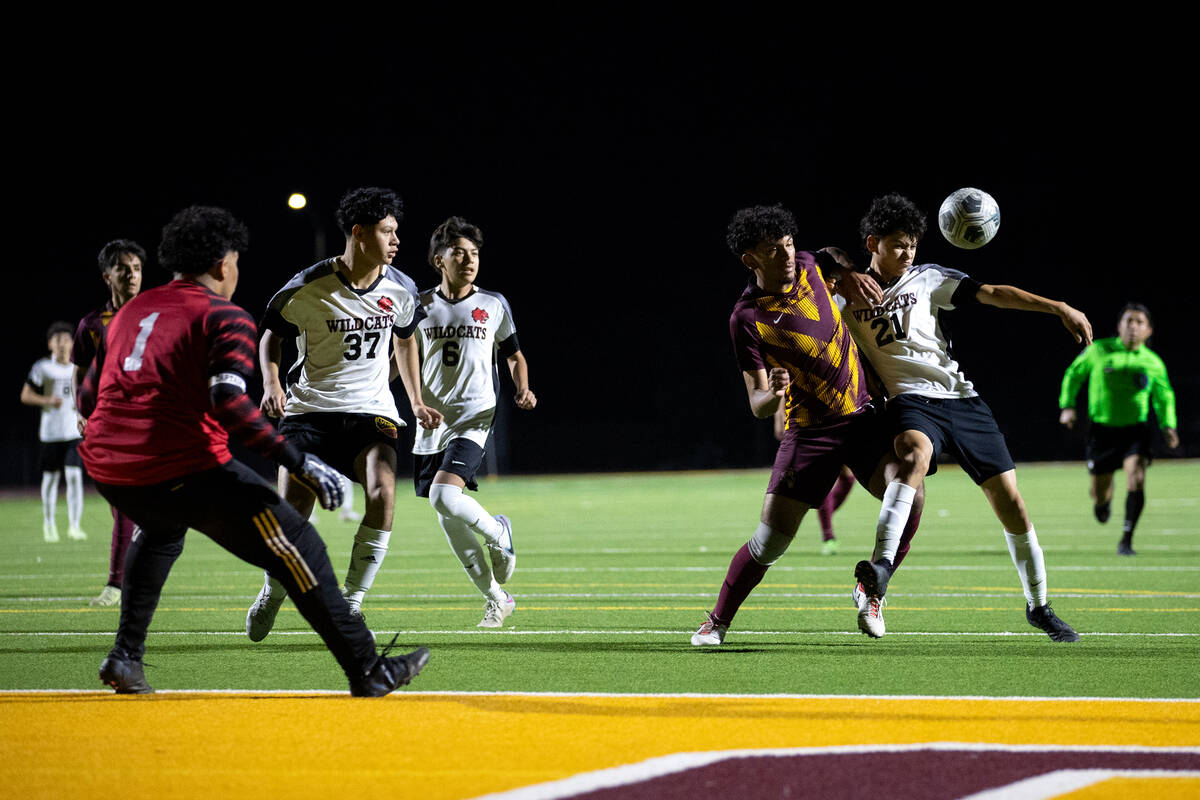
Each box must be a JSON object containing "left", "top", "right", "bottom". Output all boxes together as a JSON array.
[
  {"left": 1123, "top": 490, "right": 1145, "bottom": 540},
  {"left": 1094, "top": 501, "right": 1111, "bottom": 523}
]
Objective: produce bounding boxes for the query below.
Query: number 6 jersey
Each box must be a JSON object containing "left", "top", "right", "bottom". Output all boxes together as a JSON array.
[
  {"left": 262, "top": 260, "right": 422, "bottom": 420},
  {"left": 838, "top": 264, "right": 982, "bottom": 399},
  {"left": 412, "top": 287, "right": 520, "bottom": 455}
]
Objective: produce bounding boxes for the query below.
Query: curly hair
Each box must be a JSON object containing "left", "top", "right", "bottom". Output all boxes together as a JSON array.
[
  {"left": 97, "top": 239, "right": 147, "bottom": 274},
  {"left": 158, "top": 206, "right": 249, "bottom": 276},
  {"left": 427, "top": 216, "right": 484, "bottom": 268},
  {"left": 335, "top": 187, "right": 404, "bottom": 235},
  {"left": 46, "top": 320, "right": 74, "bottom": 340},
  {"left": 858, "top": 193, "right": 927, "bottom": 245},
  {"left": 725, "top": 205, "right": 797, "bottom": 256}
]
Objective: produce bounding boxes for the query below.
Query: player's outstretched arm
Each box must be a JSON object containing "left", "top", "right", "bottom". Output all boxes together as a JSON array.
[
  {"left": 392, "top": 333, "right": 443, "bottom": 430},
  {"left": 506, "top": 351, "right": 536, "bottom": 410},
  {"left": 259, "top": 329, "right": 287, "bottom": 418},
  {"left": 818, "top": 246, "right": 883, "bottom": 307},
  {"left": 743, "top": 367, "right": 789, "bottom": 419},
  {"left": 976, "top": 284, "right": 1093, "bottom": 344}
]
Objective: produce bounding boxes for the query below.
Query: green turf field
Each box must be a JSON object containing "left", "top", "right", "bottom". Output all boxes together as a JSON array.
[{"left": 2, "top": 460, "right": 1197, "bottom": 697}]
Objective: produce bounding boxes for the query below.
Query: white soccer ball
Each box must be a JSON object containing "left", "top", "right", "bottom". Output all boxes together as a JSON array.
[{"left": 938, "top": 188, "right": 1001, "bottom": 249}]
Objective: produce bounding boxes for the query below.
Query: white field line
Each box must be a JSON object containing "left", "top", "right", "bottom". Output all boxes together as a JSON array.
[{"left": 3, "top": 629, "right": 1197, "bottom": 638}]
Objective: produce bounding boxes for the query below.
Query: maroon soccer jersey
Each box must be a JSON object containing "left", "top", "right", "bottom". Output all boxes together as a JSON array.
[
  {"left": 729, "top": 251, "right": 871, "bottom": 428},
  {"left": 79, "top": 280, "right": 291, "bottom": 485},
  {"left": 73, "top": 301, "right": 116, "bottom": 372}
]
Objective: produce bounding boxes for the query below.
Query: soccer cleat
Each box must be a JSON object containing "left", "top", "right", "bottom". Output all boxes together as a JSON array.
[
  {"left": 43, "top": 522, "right": 59, "bottom": 543},
  {"left": 348, "top": 604, "right": 366, "bottom": 624},
  {"left": 1094, "top": 502, "right": 1111, "bottom": 524},
  {"left": 1026, "top": 603, "right": 1080, "bottom": 642},
  {"left": 853, "top": 581, "right": 886, "bottom": 638},
  {"left": 98, "top": 653, "right": 153, "bottom": 694},
  {"left": 854, "top": 559, "right": 891, "bottom": 599},
  {"left": 821, "top": 538, "right": 840, "bottom": 556},
  {"left": 1117, "top": 540, "right": 1136, "bottom": 556},
  {"left": 690, "top": 615, "right": 728, "bottom": 646},
  {"left": 478, "top": 591, "right": 515, "bottom": 628},
  {"left": 68, "top": 526, "right": 88, "bottom": 541},
  {"left": 246, "top": 584, "right": 285, "bottom": 642},
  {"left": 349, "top": 639, "right": 430, "bottom": 697},
  {"left": 487, "top": 515, "right": 516, "bottom": 584},
  {"left": 90, "top": 585, "right": 121, "bottom": 607}
]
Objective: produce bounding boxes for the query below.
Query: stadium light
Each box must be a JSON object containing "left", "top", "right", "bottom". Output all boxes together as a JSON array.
[
  {"left": 287, "top": 192, "right": 324, "bottom": 260},
  {"left": 287, "top": 193, "right": 308, "bottom": 210}
]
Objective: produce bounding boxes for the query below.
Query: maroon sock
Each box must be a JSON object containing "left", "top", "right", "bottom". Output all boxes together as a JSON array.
[
  {"left": 892, "top": 503, "right": 922, "bottom": 571},
  {"left": 710, "top": 542, "right": 769, "bottom": 626},
  {"left": 108, "top": 507, "right": 137, "bottom": 587},
  {"left": 817, "top": 472, "right": 855, "bottom": 541}
]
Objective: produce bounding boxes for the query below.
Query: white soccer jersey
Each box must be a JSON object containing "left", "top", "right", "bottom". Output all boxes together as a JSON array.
[
  {"left": 26, "top": 358, "right": 82, "bottom": 442},
  {"left": 263, "top": 259, "right": 422, "bottom": 419},
  {"left": 839, "top": 264, "right": 979, "bottom": 399},
  {"left": 412, "top": 287, "right": 519, "bottom": 454}
]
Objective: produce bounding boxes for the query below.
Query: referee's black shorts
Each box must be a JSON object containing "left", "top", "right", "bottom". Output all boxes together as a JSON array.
[{"left": 1087, "top": 423, "right": 1153, "bottom": 475}]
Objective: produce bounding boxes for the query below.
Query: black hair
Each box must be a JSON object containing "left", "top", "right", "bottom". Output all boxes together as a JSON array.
[
  {"left": 1119, "top": 302, "right": 1153, "bottom": 328},
  {"left": 427, "top": 216, "right": 484, "bottom": 268},
  {"left": 97, "top": 239, "right": 147, "bottom": 274},
  {"left": 47, "top": 321, "right": 74, "bottom": 340},
  {"left": 725, "top": 205, "right": 797, "bottom": 256},
  {"left": 335, "top": 187, "right": 404, "bottom": 236},
  {"left": 859, "top": 193, "right": 928, "bottom": 247},
  {"left": 157, "top": 206, "right": 249, "bottom": 276}
]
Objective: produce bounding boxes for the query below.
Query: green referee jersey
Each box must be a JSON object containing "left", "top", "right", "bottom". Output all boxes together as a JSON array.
[{"left": 1059, "top": 337, "right": 1177, "bottom": 429}]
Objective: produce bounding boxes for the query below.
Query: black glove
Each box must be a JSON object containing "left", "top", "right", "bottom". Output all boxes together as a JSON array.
[{"left": 293, "top": 453, "right": 345, "bottom": 511}]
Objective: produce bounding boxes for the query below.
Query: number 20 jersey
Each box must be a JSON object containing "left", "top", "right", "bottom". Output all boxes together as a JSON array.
[
  {"left": 412, "top": 287, "right": 519, "bottom": 455},
  {"left": 262, "top": 259, "right": 422, "bottom": 420},
  {"left": 839, "top": 264, "right": 981, "bottom": 400}
]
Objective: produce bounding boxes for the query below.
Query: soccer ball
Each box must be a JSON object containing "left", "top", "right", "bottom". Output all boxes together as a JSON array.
[{"left": 938, "top": 188, "right": 1000, "bottom": 249}]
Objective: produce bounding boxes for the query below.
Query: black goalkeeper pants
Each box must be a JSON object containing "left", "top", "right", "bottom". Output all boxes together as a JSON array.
[{"left": 96, "top": 459, "right": 376, "bottom": 681}]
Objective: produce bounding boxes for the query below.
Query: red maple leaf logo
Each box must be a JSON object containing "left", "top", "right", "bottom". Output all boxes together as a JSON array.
[
  {"left": 472, "top": 308, "right": 489, "bottom": 323},
  {"left": 377, "top": 297, "right": 394, "bottom": 312}
]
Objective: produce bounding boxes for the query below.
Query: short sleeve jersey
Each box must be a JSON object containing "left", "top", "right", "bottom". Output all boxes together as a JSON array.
[
  {"left": 412, "top": 287, "right": 520, "bottom": 454},
  {"left": 1059, "top": 337, "right": 1177, "bottom": 429},
  {"left": 26, "top": 358, "right": 81, "bottom": 442},
  {"left": 73, "top": 301, "right": 117, "bottom": 374},
  {"left": 730, "top": 251, "right": 871, "bottom": 428},
  {"left": 78, "top": 280, "right": 260, "bottom": 485},
  {"left": 839, "top": 264, "right": 981, "bottom": 399},
  {"left": 262, "top": 259, "right": 422, "bottom": 421}
]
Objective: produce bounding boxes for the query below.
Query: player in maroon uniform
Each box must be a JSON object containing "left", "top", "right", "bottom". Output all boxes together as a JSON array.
[
  {"left": 74, "top": 239, "right": 145, "bottom": 607},
  {"left": 691, "top": 205, "right": 922, "bottom": 645},
  {"left": 77, "top": 206, "right": 429, "bottom": 695}
]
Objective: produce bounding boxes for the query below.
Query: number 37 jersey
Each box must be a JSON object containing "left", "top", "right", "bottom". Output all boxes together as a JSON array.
[
  {"left": 262, "top": 260, "right": 422, "bottom": 420},
  {"left": 838, "top": 264, "right": 982, "bottom": 400}
]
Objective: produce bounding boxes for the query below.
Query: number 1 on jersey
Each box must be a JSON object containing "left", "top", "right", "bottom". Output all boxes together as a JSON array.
[
  {"left": 870, "top": 312, "right": 908, "bottom": 347},
  {"left": 123, "top": 313, "right": 161, "bottom": 371}
]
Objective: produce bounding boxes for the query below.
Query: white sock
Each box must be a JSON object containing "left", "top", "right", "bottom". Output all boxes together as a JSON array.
[
  {"left": 65, "top": 466, "right": 83, "bottom": 529},
  {"left": 873, "top": 481, "right": 916, "bottom": 563},
  {"left": 343, "top": 524, "right": 391, "bottom": 605},
  {"left": 339, "top": 473, "right": 354, "bottom": 512},
  {"left": 429, "top": 483, "right": 502, "bottom": 542},
  {"left": 1005, "top": 527, "right": 1047, "bottom": 608},
  {"left": 262, "top": 572, "right": 288, "bottom": 604},
  {"left": 438, "top": 514, "right": 504, "bottom": 601},
  {"left": 41, "top": 471, "right": 60, "bottom": 527}
]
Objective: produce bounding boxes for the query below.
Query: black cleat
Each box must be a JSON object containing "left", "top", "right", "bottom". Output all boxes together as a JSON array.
[
  {"left": 854, "top": 559, "right": 891, "bottom": 599},
  {"left": 1094, "top": 502, "right": 1111, "bottom": 524},
  {"left": 1117, "top": 540, "right": 1137, "bottom": 556},
  {"left": 98, "top": 654, "right": 154, "bottom": 694},
  {"left": 1026, "top": 604, "right": 1080, "bottom": 642},
  {"left": 350, "top": 643, "right": 430, "bottom": 697}
]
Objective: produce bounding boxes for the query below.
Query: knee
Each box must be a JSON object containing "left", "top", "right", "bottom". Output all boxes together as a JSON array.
[
  {"left": 428, "top": 483, "right": 461, "bottom": 518},
  {"left": 748, "top": 522, "right": 794, "bottom": 566}
]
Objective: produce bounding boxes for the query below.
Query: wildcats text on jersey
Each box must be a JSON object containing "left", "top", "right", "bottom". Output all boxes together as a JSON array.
[
  {"left": 423, "top": 324, "right": 490, "bottom": 341},
  {"left": 851, "top": 292, "right": 919, "bottom": 323},
  {"left": 324, "top": 315, "right": 396, "bottom": 333}
]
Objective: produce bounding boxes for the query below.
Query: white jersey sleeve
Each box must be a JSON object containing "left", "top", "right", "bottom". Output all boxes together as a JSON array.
[
  {"left": 412, "top": 287, "right": 519, "bottom": 454},
  {"left": 264, "top": 260, "right": 421, "bottom": 420},
  {"left": 841, "top": 264, "right": 979, "bottom": 399},
  {"left": 27, "top": 358, "right": 82, "bottom": 442}
]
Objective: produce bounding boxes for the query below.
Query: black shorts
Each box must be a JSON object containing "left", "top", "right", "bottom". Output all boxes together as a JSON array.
[
  {"left": 888, "top": 394, "right": 1015, "bottom": 485},
  {"left": 1087, "top": 423, "right": 1153, "bottom": 475},
  {"left": 40, "top": 439, "right": 82, "bottom": 472},
  {"left": 413, "top": 438, "right": 484, "bottom": 498},
  {"left": 279, "top": 412, "right": 400, "bottom": 480},
  {"left": 768, "top": 407, "right": 890, "bottom": 506}
]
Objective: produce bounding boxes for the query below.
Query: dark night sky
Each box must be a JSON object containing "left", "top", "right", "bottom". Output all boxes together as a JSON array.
[{"left": 6, "top": 33, "right": 1192, "bottom": 483}]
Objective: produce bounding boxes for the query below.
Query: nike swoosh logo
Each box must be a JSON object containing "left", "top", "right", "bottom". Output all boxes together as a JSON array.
[
  {"left": 773, "top": 313, "right": 784, "bottom": 323},
  {"left": 451, "top": 461, "right": 466, "bottom": 465}
]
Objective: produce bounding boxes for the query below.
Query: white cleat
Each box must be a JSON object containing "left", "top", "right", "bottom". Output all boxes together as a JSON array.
[
  {"left": 246, "top": 584, "right": 286, "bottom": 642},
  {"left": 90, "top": 585, "right": 121, "bottom": 607},
  {"left": 691, "top": 616, "right": 728, "bottom": 646},
  {"left": 853, "top": 581, "right": 886, "bottom": 638},
  {"left": 487, "top": 515, "right": 516, "bottom": 584},
  {"left": 68, "top": 526, "right": 88, "bottom": 541},
  {"left": 43, "top": 522, "right": 60, "bottom": 543},
  {"left": 478, "top": 591, "right": 515, "bottom": 628}
]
